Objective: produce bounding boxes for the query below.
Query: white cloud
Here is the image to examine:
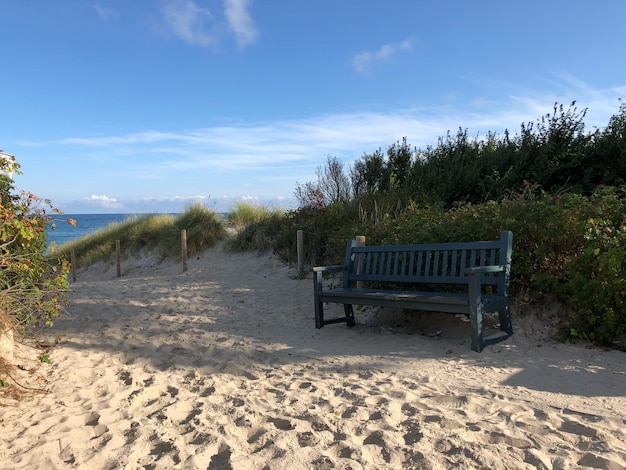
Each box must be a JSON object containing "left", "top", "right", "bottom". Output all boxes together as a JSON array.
[
  {"left": 160, "top": 0, "right": 257, "bottom": 48},
  {"left": 142, "top": 195, "right": 208, "bottom": 203},
  {"left": 161, "top": 0, "right": 217, "bottom": 46},
  {"left": 47, "top": 77, "right": 625, "bottom": 180},
  {"left": 84, "top": 195, "right": 123, "bottom": 209},
  {"left": 94, "top": 3, "right": 115, "bottom": 21},
  {"left": 353, "top": 39, "right": 413, "bottom": 74},
  {"left": 224, "top": 0, "right": 257, "bottom": 47}
]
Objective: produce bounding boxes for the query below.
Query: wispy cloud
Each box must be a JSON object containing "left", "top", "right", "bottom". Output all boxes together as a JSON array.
[
  {"left": 353, "top": 39, "right": 413, "bottom": 74},
  {"left": 51, "top": 78, "right": 624, "bottom": 168},
  {"left": 160, "top": 0, "right": 257, "bottom": 48},
  {"left": 161, "top": 0, "right": 217, "bottom": 46},
  {"left": 93, "top": 3, "right": 116, "bottom": 21},
  {"left": 224, "top": 0, "right": 258, "bottom": 47}
]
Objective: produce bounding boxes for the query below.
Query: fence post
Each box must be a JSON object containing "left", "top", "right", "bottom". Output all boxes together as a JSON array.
[
  {"left": 116, "top": 240, "right": 121, "bottom": 278},
  {"left": 355, "top": 235, "right": 365, "bottom": 288},
  {"left": 297, "top": 229, "right": 304, "bottom": 275},
  {"left": 181, "top": 229, "right": 188, "bottom": 272}
]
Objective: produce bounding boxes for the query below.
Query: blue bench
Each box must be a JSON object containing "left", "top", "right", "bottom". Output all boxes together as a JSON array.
[{"left": 313, "top": 231, "right": 513, "bottom": 352}]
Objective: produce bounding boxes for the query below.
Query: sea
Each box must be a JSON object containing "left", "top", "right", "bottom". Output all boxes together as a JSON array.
[{"left": 46, "top": 213, "right": 148, "bottom": 247}]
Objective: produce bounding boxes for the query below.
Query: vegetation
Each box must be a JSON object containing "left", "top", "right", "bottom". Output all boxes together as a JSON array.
[
  {"left": 55, "top": 203, "right": 227, "bottom": 269},
  {"left": 0, "top": 157, "right": 71, "bottom": 331},
  {"left": 240, "top": 101, "right": 626, "bottom": 348},
  {"left": 226, "top": 201, "right": 281, "bottom": 230},
  {"left": 1, "top": 155, "right": 71, "bottom": 393},
  {"left": 225, "top": 202, "right": 288, "bottom": 254},
  {"left": 3, "top": 99, "right": 625, "bottom": 357}
]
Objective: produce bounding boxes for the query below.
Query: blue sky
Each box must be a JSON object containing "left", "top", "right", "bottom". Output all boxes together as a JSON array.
[{"left": 2, "top": 1, "right": 625, "bottom": 214}]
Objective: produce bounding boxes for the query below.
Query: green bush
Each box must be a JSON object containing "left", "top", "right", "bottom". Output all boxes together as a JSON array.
[{"left": 567, "top": 189, "right": 626, "bottom": 344}]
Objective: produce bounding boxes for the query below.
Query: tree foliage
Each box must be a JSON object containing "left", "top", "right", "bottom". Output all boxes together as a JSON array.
[
  {"left": 294, "top": 155, "right": 351, "bottom": 208},
  {"left": 301, "top": 101, "right": 626, "bottom": 210}
]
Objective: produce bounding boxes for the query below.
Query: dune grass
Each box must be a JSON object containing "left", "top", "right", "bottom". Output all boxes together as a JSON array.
[
  {"left": 226, "top": 201, "right": 281, "bottom": 229},
  {"left": 54, "top": 203, "right": 227, "bottom": 269},
  {"left": 225, "top": 202, "right": 287, "bottom": 252}
]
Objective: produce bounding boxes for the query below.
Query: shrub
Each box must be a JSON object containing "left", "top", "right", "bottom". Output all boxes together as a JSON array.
[
  {"left": 567, "top": 188, "right": 626, "bottom": 345},
  {"left": 0, "top": 157, "right": 70, "bottom": 333}
]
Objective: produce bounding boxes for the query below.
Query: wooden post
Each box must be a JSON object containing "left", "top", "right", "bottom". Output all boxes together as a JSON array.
[
  {"left": 181, "top": 229, "right": 188, "bottom": 272},
  {"left": 355, "top": 236, "right": 365, "bottom": 288},
  {"left": 297, "top": 229, "right": 304, "bottom": 275},
  {"left": 116, "top": 240, "right": 121, "bottom": 278},
  {"left": 70, "top": 249, "right": 77, "bottom": 282}
]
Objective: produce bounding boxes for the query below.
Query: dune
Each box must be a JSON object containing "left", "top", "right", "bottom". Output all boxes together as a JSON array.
[{"left": 1, "top": 243, "right": 625, "bottom": 469}]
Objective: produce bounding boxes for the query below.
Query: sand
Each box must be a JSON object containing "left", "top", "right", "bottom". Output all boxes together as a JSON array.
[{"left": 1, "top": 243, "right": 625, "bottom": 469}]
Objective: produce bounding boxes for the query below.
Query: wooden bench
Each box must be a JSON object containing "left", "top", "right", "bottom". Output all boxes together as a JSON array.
[{"left": 313, "top": 231, "right": 513, "bottom": 352}]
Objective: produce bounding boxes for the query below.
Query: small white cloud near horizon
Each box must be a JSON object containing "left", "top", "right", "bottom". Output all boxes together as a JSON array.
[
  {"left": 84, "top": 195, "right": 123, "bottom": 209},
  {"left": 142, "top": 194, "right": 209, "bottom": 203},
  {"left": 353, "top": 39, "right": 413, "bottom": 74},
  {"left": 161, "top": 0, "right": 257, "bottom": 48}
]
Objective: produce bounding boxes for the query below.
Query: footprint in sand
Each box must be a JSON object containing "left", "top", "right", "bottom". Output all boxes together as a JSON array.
[
  {"left": 401, "top": 418, "right": 423, "bottom": 445},
  {"left": 144, "top": 433, "right": 181, "bottom": 466},
  {"left": 310, "top": 455, "right": 335, "bottom": 469},
  {"left": 208, "top": 443, "right": 233, "bottom": 469},
  {"left": 117, "top": 369, "right": 132, "bottom": 386},
  {"left": 428, "top": 394, "right": 469, "bottom": 409},
  {"left": 363, "top": 430, "right": 392, "bottom": 463},
  {"left": 270, "top": 417, "right": 294, "bottom": 430},
  {"left": 483, "top": 431, "right": 532, "bottom": 449},
  {"left": 124, "top": 421, "right": 141, "bottom": 445},
  {"left": 297, "top": 431, "right": 320, "bottom": 447},
  {"left": 559, "top": 419, "right": 599, "bottom": 439}
]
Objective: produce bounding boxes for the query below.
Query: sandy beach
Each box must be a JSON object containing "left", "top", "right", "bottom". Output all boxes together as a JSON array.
[{"left": 1, "top": 243, "right": 625, "bottom": 469}]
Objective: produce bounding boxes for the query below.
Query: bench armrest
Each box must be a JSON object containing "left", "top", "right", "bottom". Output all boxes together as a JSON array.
[
  {"left": 313, "top": 265, "right": 347, "bottom": 295},
  {"left": 312, "top": 265, "right": 346, "bottom": 273},
  {"left": 465, "top": 265, "right": 505, "bottom": 275}
]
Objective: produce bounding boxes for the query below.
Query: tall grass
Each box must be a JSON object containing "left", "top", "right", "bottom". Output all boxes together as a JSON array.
[
  {"left": 225, "top": 202, "right": 287, "bottom": 252},
  {"left": 226, "top": 201, "right": 279, "bottom": 229},
  {"left": 55, "top": 203, "right": 226, "bottom": 268}
]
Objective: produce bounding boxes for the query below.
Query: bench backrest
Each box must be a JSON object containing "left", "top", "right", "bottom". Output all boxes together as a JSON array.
[{"left": 343, "top": 231, "right": 513, "bottom": 292}]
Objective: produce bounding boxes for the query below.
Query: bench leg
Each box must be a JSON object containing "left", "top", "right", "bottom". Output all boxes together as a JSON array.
[
  {"left": 314, "top": 271, "right": 325, "bottom": 329},
  {"left": 499, "top": 304, "right": 513, "bottom": 336},
  {"left": 468, "top": 274, "right": 484, "bottom": 352},
  {"left": 344, "top": 304, "right": 355, "bottom": 327},
  {"left": 315, "top": 297, "right": 324, "bottom": 329},
  {"left": 469, "top": 305, "right": 484, "bottom": 353}
]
